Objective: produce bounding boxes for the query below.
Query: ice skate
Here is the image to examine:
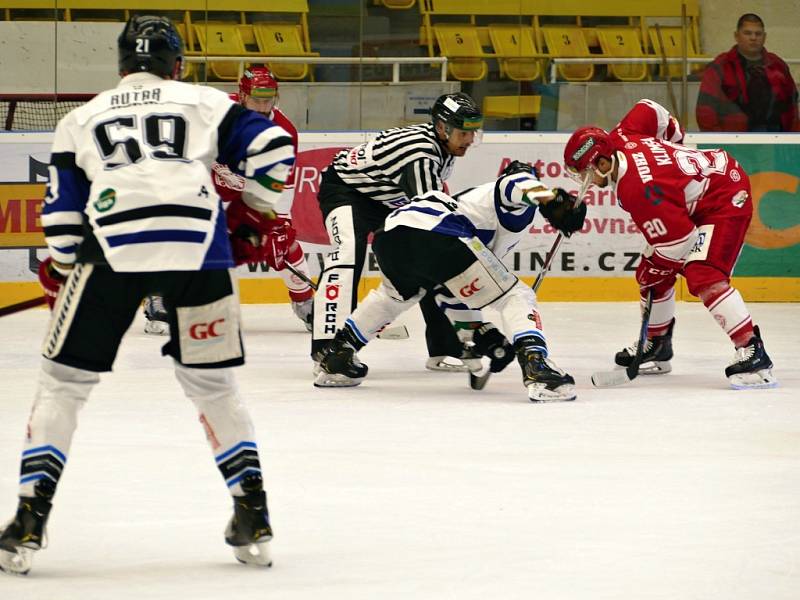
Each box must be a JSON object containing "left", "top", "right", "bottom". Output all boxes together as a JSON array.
[
  {"left": 0, "top": 495, "right": 52, "bottom": 576},
  {"left": 515, "top": 338, "right": 576, "bottom": 402},
  {"left": 225, "top": 478, "right": 273, "bottom": 568},
  {"left": 143, "top": 295, "right": 169, "bottom": 336},
  {"left": 425, "top": 355, "right": 469, "bottom": 372},
  {"left": 314, "top": 337, "right": 368, "bottom": 387},
  {"left": 725, "top": 326, "right": 778, "bottom": 389},
  {"left": 291, "top": 299, "right": 313, "bottom": 332},
  {"left": 614, "top": 318, "right": 674, "bottom": 375}
]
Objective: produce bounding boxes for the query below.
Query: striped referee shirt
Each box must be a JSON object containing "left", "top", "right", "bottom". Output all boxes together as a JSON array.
[{"left": 331, "top": 122, "right": 455, "bottom": 207}]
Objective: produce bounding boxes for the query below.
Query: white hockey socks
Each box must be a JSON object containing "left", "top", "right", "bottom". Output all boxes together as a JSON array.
[
  {"left": 173, "top": 364, "right": 262, "bottom": 497},
  {"left": 279, "top": 244, "right": 314, "bottom": 302},
  {"left": 701, "top": 284, "right": 754, "bottom": 347},
  {"left": 18, "top": 359, "right": 98, "bottom": 497},
  {"left": 489, "top": 281, "right": 546, "bottom": 347},
  {"left": 647, "top": 287, "right": 676, "bottom": 337}
]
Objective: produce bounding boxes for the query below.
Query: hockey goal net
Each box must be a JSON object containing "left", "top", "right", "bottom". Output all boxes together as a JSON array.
[{"left": 1, "top": 94, "right": 95, "bottom": 131}]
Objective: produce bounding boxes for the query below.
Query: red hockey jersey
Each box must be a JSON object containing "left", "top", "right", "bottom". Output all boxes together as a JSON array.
[{"left": 608, "top": 100, "right": 750, "bottom": 265}]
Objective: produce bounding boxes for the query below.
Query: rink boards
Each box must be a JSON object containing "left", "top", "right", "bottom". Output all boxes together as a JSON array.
[{"left": 1, "top": 131, "right": 798, "bottom": 304}]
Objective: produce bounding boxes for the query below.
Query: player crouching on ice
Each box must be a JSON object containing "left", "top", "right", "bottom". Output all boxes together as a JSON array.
[
  {"left": 313, "top": 161, "right": 587, "bottom": 402},
  {"left": 563, "top": 99, "right": 777, "bottom": 389}
]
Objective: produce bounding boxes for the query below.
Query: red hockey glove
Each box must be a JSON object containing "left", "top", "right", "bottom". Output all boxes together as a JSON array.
[
  {"left": 226, "top": 199, "right": 296, "bottom": 270},
  {"left": 635, "top": 254, "right": 679, "bottom": 290},
  {"left": 261, "top": 218, "right": 295, "bottom": 271},
  {"left": 38, "top": 257, "right": 68, "bottom": 309}
]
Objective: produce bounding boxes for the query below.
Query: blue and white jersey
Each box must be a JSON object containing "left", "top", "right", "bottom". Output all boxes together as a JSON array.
[
  {"left": 383, "top": 170, "right": 554, "bottom": 259},
  {"left": 43, "top": 72, "right": 294, "bottom": 272}
]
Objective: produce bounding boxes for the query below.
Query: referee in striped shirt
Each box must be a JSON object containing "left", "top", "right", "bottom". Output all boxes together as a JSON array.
[{"left": 311, "top": 92, "right": 484, "bottom": 382}]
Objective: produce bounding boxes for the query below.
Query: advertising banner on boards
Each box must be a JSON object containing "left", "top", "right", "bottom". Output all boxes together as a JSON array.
[{"left": 2, "top": 133, "right": 798, "bottom": 301}]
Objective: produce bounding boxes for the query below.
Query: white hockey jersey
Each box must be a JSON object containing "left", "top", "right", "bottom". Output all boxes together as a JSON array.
[
  {"left": 382, "top": 169, "right": 553, "bottom": 259},
  {"left": 43, "top": 72, "right": 294, "bottom": 272}
]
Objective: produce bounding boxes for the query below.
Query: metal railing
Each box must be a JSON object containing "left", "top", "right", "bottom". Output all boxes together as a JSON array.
[
  {"left": 184, "top": 56, "right": 449, "bottom": 83},
  {"left": 548, "top": 57, "right": 800, "bottom": 83}
]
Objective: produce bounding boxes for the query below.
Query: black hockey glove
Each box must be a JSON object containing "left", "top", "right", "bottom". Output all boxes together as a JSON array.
[
  {"left": 472, "top": 323, "right": 515, "bottom": 373},
  {"left": 538, "top": 188, "right": 587, "bottom": 237}
]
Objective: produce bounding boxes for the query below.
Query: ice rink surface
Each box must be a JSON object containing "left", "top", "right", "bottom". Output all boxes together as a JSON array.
[{"left": 0, "top": 300, "right": 798, "bottom": 599}]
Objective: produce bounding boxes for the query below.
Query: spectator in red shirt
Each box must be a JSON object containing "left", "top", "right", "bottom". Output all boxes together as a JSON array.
[{"left": 696, "top": 13, "right": 799, "bottom": 132}]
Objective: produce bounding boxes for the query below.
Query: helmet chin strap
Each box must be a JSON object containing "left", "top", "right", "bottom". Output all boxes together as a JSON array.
[{"left": 593, "top": 154, "right": 616, "bottom": 182}]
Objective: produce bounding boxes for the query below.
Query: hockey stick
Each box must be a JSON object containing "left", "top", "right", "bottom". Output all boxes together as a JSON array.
[
  {"left": 284, "top": 261, "right": 317, "bottom": 291},
  {"left": 655, "top": 24, "right": 680, "bottom": 119},
  {"left": 0, "top": 295, "right": 47, "bottom": 317},
  {"left": 284, "top": 262, "right": 410, "bottom": 340},
  {"left": 591, "top": 290, "right": 654, "bottom": 388},
  {"left": 531, "top": 174, "right": 591, "bottom": 293},
  {"left": 469, "top": 362, "right": 492, "bottom": 390}
]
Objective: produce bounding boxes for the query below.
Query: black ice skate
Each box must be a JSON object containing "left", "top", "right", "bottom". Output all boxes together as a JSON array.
[
  {"left": 143, "top": 295, "right": 169, "bottom": 335},
  {"left": 225, "top": 476, "right": 273, "bottom": 567},
  {"left": 614, "top": 318, "right": 674, "bottom": 375},
  {"left": 0, "top": 492, "right": 53, "bottom": 576},
  {"left": 724, "top": 325, "right": 778, "bottom": 389},
  {"left": 515, "top": 338, "right": 576, "bottom": 402},
  {"left": 314, "top": 335, "right": 368, "bottom": 387}
]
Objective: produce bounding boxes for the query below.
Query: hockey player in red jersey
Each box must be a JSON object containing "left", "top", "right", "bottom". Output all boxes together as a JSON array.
[
  {"left": 220, "top": 67, "right": 312, "bottom": 328},
  {"left": 145, "top": 66, "right": 314, "bottom": 334},
  {"left": 564, "top": 99, "right": 776, "bottom": 389}
]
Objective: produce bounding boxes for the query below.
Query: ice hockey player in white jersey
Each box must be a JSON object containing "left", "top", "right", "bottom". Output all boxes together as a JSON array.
[
  {"left": 314, "top": 161, "right": 587, "bottom": 402},
  {"left": 0, "top": 16, "right": 292, "bottom": 575}
]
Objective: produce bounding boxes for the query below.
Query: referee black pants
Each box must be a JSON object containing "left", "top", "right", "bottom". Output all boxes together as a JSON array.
[{"left": 311, "top": 168, "right": 462, "bottom": 358}]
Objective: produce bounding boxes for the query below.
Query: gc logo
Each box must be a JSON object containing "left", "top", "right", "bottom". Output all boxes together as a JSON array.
[
  {"left": 189, "top": 318, "right": 225, "bottom": 340},
  {"left": 459, "top": 278, "right": 482, "bottom": 297}
]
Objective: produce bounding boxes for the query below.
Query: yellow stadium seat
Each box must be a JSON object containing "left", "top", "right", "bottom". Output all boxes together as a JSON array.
[
  {"left": 482, "top": 95, "right": 541, "bottom": 119},
  {"left": 253, "top": 22, "right": 317, "bottom": 81},
  {"left": 648, "top": 25, "right": 706, "bottom": 79},
  {"left": 488, "top": 24, "right": 544, "bottom": 82},
  {"left": 432, "top": 24, "right": 489, "bottom": 82},
  {"left": 541, "top": 26, "right": 594, "bottom": 82},
  {"left": 381, "top": 0, "right": 415, "bottom": 8},
  {"left": 595, "top": 26, "right": 649, "bottom": 82},
  {"left": 193, "top": 23, "right": 249, "bottom": 81}
]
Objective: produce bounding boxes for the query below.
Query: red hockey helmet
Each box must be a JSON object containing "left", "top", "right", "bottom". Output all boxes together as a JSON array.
[
  {"left": 563, "top": 126, "right": 614, "bottom": 176},
  {"left": 238, "top": 66, "right": 278, "bottom": 103}
]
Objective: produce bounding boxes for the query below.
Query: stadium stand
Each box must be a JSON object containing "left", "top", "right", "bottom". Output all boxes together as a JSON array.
[
  {"left": 488, "top": 24, "right": 545, "bottom": 82},
  {"left": 432, "top": 23, "right": 490, "bottom": 81},
  {"left": 417, "top": 0, "right": 704, "bottom": 82},
  {"left": 595, "top": 26, "right": 649, "bottom": 82},
  {"left": 0, "top": 0, "right": 315, "bottom": 81}
]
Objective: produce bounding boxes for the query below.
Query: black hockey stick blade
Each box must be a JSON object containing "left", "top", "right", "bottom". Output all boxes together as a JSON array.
[
  {"left": 469, "top": 364, "right": 492, "bottom": 390},
  {"left": 0, "top": 295, "right": 47, "bottom": 318},
  {"left": 591, "top": 290, "right": 654, "bottom": 388}
]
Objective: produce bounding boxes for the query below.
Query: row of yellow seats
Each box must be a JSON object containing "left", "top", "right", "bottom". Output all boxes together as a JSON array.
[
  {"left": 176, "top": 21, "right": 318, "bottom": 81},
  {"left": 432, "top": 24, "right": 707, "bottom": 82}
]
